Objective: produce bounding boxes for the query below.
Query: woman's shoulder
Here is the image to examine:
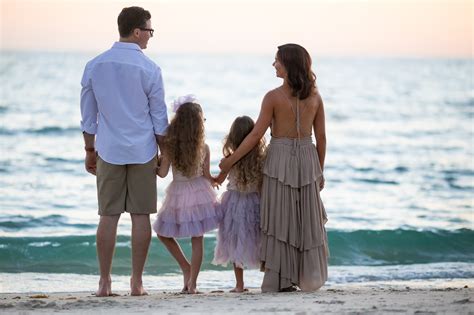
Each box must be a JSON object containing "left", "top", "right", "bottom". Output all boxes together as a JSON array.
[
  {"left": 262, "top": 87, "right": 284, "bottom": 108},
  {"left": 305, "top": 88, "right": 323, "bottom": 106},
  {"left": 313, "top": 87, "right": 322, "bottom": 99},
  {"left": 264, "top": 87, "right": 283, "bottom": 100}
]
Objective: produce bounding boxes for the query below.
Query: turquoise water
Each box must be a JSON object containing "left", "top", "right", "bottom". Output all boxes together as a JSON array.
[
  {"left": 0, "top": 229, "right": 473, "bottom": 274},
  {"left": 0, "top": 51, "right": 472, "bottom": 291}
]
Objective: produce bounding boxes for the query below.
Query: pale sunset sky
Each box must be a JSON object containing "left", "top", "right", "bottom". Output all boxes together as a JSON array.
[{"left": 1, "top": 0, "right": 472, "bottom": 57}]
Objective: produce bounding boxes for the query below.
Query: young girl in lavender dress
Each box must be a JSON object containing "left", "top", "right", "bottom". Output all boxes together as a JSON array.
[
  {"left": 153, "top": 95, "right": 219, "bottom": 294},
  {"left": 212, "top": 116, "right": 266, "bottom": 292}
]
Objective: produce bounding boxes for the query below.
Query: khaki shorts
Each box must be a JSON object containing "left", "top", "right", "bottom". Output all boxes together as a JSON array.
[{"left": 96, "top": 155, "right": 157, "bottom": 216}]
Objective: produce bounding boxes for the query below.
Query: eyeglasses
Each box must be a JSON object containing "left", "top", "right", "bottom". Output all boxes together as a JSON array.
[{"left": 139, "top": 28, "right": 154, "bottom": 37}]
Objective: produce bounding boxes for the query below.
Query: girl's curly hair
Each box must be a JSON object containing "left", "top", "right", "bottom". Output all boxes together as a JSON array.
[
  {"left": 164, "top": 102, "right": 205, "bottom": 177},
  {"left": 223, "top": 116, "right": 266, "bottom": 191}
]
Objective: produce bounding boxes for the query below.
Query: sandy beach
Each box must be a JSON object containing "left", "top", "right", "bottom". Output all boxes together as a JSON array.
[{"left": 1, "top": 280, "right": 472, "bottom": 314}]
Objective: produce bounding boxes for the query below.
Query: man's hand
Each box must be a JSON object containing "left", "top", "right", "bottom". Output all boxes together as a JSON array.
[
  {"left": 85, "top": 151, "right": 97, "bottom": 175},
  {"left": 155, "top": 154, "right": 161, "bottom": 175}
]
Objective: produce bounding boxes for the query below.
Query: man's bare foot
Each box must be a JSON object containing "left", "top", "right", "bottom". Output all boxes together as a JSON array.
[
  {"left": 96, "top": 277, "right": 112, "bottom": 297},
  {"left": 130, "top": 278, "right": 148, "bottom": 296},
  {"left": 230, "top": 287, "right": 248, "bottom": 293}
]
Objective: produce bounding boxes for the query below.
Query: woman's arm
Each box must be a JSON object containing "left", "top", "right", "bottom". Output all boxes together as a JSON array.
[
  {"left": 219, "top": 92, "right": 274, "bottom": 172},
  {"left": 157, "top": 153, "right": 171, "bottom": 178},
  {"left": 313, "top": 93, "right": 326, "bottom": 172}
]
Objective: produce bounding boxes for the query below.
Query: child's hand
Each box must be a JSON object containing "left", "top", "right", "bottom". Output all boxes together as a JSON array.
[
  {"left": 211, "top": 177, "right": 221, "bottom": 190},
  {"left": 215, "top": 172, "right": 227, "bottom": 185}
]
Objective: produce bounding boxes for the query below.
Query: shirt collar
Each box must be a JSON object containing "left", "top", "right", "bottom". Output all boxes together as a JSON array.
[{"left": 112, "top": 42, "right": 142, "bottom": 51}]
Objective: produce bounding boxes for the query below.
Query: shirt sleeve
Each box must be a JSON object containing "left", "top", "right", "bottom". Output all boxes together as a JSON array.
[
  {"left": 80, "top": 65, "right": 98, "bottom": 134},
  {"left": 148, "top": 66, "right": 169, "bottom": 135}
]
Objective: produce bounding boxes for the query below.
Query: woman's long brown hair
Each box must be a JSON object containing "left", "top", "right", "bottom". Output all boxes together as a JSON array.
[{"left": 277, "top": 43, "right": 316, "bottom": 100}]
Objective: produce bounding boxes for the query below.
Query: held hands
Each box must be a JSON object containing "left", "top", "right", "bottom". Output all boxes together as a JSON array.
[
  {"left": 215, "top": 172, "right": 227, "bottom": 185},
  {"left": 155, "top": 154, "right": 162, "bottom": 175},
  {"left": 210, "top": 177, "right": 220, "bottom": 189},
  {"left": 216, "top": 157, "right": 232, "bottom": 189},
  {"left": 85, "top": 151, "right": 97, "bottom": 175},
  {"left": 155, "top": 154, "right": 171, "bottom": 177},
  {"left": 211, "top": 171, "right": 228, "bottom": 190}
]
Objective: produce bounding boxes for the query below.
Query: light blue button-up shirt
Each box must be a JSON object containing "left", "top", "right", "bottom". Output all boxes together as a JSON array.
[{"left": 80, "top": 42, "right": 168, "bottom": 165}]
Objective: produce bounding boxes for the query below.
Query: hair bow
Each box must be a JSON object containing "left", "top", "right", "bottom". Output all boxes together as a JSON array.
[{"left": 172, "top": 94, "right": 198, "bottom": 113}]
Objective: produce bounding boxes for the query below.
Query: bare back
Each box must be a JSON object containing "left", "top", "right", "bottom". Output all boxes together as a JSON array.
[{"left": 270, "top": 87, "right": 322, "bottom": 139}]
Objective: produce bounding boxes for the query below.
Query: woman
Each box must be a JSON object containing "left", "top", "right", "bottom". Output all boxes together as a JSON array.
[{"left": 219, "top": 43, "right": 328, "bottom": 292}]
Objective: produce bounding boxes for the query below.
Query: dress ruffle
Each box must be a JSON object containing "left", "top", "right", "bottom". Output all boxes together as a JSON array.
[
  {"left": 153, "top": 176, "right": 219, "bottom": 238},
  {"left": 260, "top": 137, "right": 329, "bottom": 292},
  {"left": 263, "top": 137, "right": 324, "bottom": 188},
  {"left": 212, "top": 190, "right": 261, "bottom": 269}
]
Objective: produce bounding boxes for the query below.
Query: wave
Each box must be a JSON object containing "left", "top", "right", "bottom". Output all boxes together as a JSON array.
[
  {"left": 1, "top": 262, "right": 473, "bottom": 293},
  {"left": 0, "top": 215, "right": 94, "bottom": 230},
  {"left": 351, "top": 166, "right": 409, "bottom": 173},
  {"left": 0, "top": 229, "right": 472, "bottom": 275},
  {"left": 0, "top": 126, "right": 80, "bottom": 136},
  {"left": 354, "top": 178, "right": 399, "bottom": 185},
  {"left": 329, "top": 229, "right": 473, "bottom": 266}
]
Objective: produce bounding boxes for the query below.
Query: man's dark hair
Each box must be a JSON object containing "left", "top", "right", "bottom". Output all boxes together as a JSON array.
[{"left": 117, "top": 6, "right": 151, "bottom": 37}]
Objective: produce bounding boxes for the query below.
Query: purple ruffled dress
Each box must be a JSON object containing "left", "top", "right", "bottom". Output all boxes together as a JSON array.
[
  {"left": 153, "top": 165, "right": 219, "bottom": 238},
  {"left": 213, "top": 170, "right": 261, "bottom": 269}
]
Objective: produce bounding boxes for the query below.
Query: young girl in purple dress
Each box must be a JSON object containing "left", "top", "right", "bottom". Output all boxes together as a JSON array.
[
  {"left": 212, "top": 116, "right": 266, "bottom": 292},
  {"left": 153, "top": 95, "right": 219, "bottom": 294}
]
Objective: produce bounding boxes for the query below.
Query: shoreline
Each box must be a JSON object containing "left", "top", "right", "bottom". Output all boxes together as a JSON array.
[{"left": 1, "top": 280, "right": 472, "bottom": 314}]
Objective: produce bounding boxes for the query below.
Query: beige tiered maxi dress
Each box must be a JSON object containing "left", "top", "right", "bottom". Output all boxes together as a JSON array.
[{"left": 260, "top": 96, "right": 329, "bottom": 292}]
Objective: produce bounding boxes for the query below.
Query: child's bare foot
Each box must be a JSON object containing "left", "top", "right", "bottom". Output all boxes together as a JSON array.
[
  {"left": 187, "top": 281, "right": 201, "bottom": 294},
  {"left": 187, "top": 287, "right": 201, "bottom": 294},
  {"left": 181, "top": 267, "right": 191, "bottom": 293},
  {"left": 96, "top": 277, "right": 112, "bottom": 297},
  {"left": 130, "top": 278, "right": 148, "bottom": 296},
  {"left": 230, "top": 287, "right": 248, "bottom": 293}
]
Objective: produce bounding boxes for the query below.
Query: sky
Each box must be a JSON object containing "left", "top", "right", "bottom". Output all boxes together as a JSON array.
[{"left": 1, "top": 0, "right": 472, "bottom": 57}]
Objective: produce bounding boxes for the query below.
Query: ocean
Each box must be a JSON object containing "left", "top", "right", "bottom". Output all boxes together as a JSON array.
[{"left": 0, "top": 51, "right": 472, "bottom": 293}]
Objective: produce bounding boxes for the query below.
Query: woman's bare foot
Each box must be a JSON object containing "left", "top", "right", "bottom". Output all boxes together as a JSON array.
[
  {"left": 279, "top": 285, "right": 298, "bottom": 292},
  {"left": 130, "top": 278, "right": 148, "bottom": 296},
  {"left": 230, "top": 287, "right": 248, "bottom": 293},
  {"left": 96, "top": 277, "right": 112, "bottom": 297}
]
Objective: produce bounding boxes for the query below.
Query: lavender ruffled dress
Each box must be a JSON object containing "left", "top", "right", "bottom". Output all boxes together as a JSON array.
[
  {"left": 213, "top": 170, "right": 261, "bottom": 269},
  {"left": 153, "top": 164, "right": 219, "bottom": 238}
]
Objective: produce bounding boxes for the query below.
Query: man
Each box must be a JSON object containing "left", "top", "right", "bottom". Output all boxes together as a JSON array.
[{"left": 80, "top": 6, "right": 168, "bottom": 296}]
